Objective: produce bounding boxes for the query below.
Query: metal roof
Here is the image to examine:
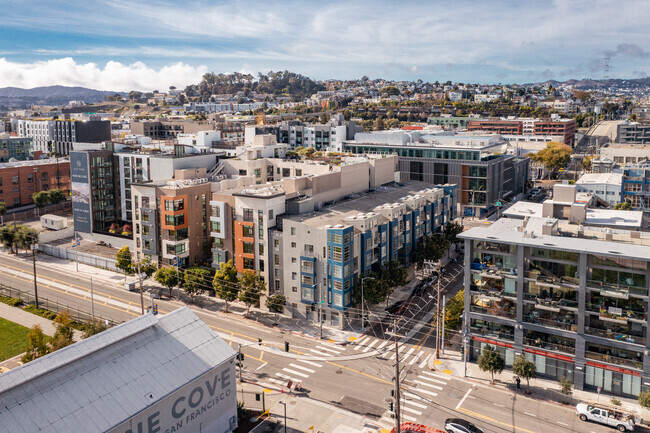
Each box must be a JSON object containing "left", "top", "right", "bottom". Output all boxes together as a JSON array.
[{"left": 0, "top": 307, "right": 235, "bottom": 433}]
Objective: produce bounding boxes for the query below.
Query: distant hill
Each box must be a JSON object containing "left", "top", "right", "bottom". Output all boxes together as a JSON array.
[
  {"left": 530, "top": 77, "right": 650, "bottom": 91},
  {"left": 0, "top": 86, "right": 125, "bottom": 108}
]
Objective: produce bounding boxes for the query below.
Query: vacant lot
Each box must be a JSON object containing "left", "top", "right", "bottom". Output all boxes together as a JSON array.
[{"left": 0, "top": 317, "right": 30, "bottom": 361}]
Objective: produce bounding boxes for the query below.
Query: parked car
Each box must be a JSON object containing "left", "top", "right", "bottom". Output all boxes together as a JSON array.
[
  {"left": 445, "top": 418, "right": 484, "bottom": 433},
  {"left": 576, "top": 402, "right": 637, "bottom": 431},
  {"left": 384, "top": 300, "right": 406, "bottom": 315}
]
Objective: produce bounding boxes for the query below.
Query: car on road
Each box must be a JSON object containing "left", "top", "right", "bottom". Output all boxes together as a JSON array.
[
  {"left": 444, "top": 418, "right": 484, "bottom": 433},
  {"left": 576, "top": 402, "right": 637, "bottom": 431},
  {"left": 385, "top": 300, "right": 406, "bottom": 315}
]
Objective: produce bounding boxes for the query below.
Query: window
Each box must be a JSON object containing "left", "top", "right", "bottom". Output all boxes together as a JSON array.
[
  {"left": 333, "top": 265, "right": 342, "bottom": 279},
  {"left": 164, "top": 199, "right": 184, "bottom": 211},
  {"left": 165, "top": 214, "right": 185, "bottom": 226},
  {"left": 242, "top": 225, "right": 254, "bottom": 237},
  {"left": 166, "top": 243, "right": 185, "bottom": 255},
  {"left": 304, "top": 244, "right": 314, "bottom": 254},
  {"left": 274, "top": 239, "right": 279, "bottom": 248},
  {"left": 333, "top": 246, "right": 342, "bottom": 261},
  {"left": 11, "top": 176, "right": 18, "bottom": 185},
  {"left": 292, "top": 272, "right": 297, "bottom": 280},
  {"left": 42, "top": 172, "right": 47, "bottom": 181},
  {"left": 274, "top": 254, "right": 280, "bottom": 265},
  {"left": 211, "top": 205, "right": 221, "bottom": 217},
  {"left": 291, "top": 257, "right": 297, "bottom": 263},
  {"left": 27, "top": 174, "right": 33, "bottom": 183},
  {"left": 211, "top": 221, "right": 221, "bottom": 233},
  {"left": 268, "top": 210, "right": 274, "bottom": 220},
  {"left": 243, "top": 241, "right": 254, "bottom": 254},
  {"left": 291, "top": 242, "right": 296, "bottom": 248},
  {"left": 301, "top": 287, "right": 314, "bottom": 301},
  {"left": 333, "top": 292, "right": 342, "bottom": 306},
  {"left": 243, "top": 257, "right": 255, "bottom": 270},
  {"left": 301, "top": 275, "right": 313, "bottom": 285},
  {"left": 243, "top": 208, "right": 254, "bottom": 222},
  {"left": 332, "top": 234, "right": 342, "bottom": 243},
  {"left": 301, "top": 260, "right": 313, "bottom": 273},
  {"left": 292, "top": 286, "right": 298, "bottom": 293},
  {"left": 344, "top": 245, "right": 350, "bottom": 261},
  {"left": 291, "top": 227, "right": 296, "bottom": 235},
  {"left": 259, "top": 243, "right": 264, "bottom": 255}
]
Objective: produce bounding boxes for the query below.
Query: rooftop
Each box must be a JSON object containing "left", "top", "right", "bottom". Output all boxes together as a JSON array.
[
  {"left": 0, "top": 307, "right": 235, "bottom": 433},
  {"left": 0, "top": 158, "right": 68, "bottom": 169},
  {"left": 576, "top": 172, "right": 623, "bottom": 186}
]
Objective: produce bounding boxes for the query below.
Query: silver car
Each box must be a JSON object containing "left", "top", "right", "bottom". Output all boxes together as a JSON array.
[{"left": 445, "top": 418, "right": 484, "bottom": 433}]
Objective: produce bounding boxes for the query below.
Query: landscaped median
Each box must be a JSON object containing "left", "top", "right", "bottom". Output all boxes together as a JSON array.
[{"left": 0, "top": 316, "right": 30, "bottom": 362}]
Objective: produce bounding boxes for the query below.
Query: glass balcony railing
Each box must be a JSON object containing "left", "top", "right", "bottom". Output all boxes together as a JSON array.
[
  {"left": 524, "top": 337, "right": 575, "bottom": 355},
  {"left": 587, "top": 279, "right": 646, "bottom": 297},
  {"left": 585, "top": 352, "right": 643, "bottom": 371},
  {"left": 470, "top": 304, "right": 516, "bottom": 320},
  {"left": 523, "top": 313, "right": 577, "bottom": 331},
  {"left": 525, "top": 271, "right": 579, "bottom": 287}
]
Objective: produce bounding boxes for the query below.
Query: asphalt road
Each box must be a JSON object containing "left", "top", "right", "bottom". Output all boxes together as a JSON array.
[{"left": 0, "top": 252, "right": 617, "bottom": 433}]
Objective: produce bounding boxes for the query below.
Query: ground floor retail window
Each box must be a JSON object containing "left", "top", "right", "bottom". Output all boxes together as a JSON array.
[
  {"left": 585, "top": 366, "right": 641, "bottom": 397},
  {"left": 471, "top": 341, "right": 515, "bottom": 367},
  {"left": 524, "top": 353, "right": 573, "bottom": 383}
]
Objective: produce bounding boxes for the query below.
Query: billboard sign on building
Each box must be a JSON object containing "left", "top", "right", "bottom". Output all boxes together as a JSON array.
[
  {"left": 70, "top": 151, "right": 92, "bottom": 233},
  {"left": 107, "top": 362, "right": 237, "bottom": 433}
]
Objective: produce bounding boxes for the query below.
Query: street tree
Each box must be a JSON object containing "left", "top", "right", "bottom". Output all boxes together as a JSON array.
[
  {"left": 15, "top": 225, "right": 38, "bottom": 256},
  {"left": 238, "top": 270, "right": 264, "bottom": 315},
  {"left": 354, "top": 273, "right": 389, "bottom": 306},
  {"left": 413, "top": 233, "right": 450, "bottom": 269},
  {"left": 21, "top": 324, "right": 49, "bottom": 363},
  {"left": 266, "top": 294, "right": 286, "bottom": 319},
  {"left": 82, "top": 319, "right": 109, "bottom": 339},
  {"left": 154, "top": 266, "right": 179, "bottom": 297},
  {"left": 32, "top": 191, "right": 50, "bottom": 215},
  {"left": 0, "top": 201, "right": 6, "bottom": 225},
  {"left": 380, "top": 261, "right": 408, "bottom": 303},
  {"left": 47, "top": 188, "right": 66, "bottom": 205},
  {"left": 0, "top": 224, "right": 18, "bottom": 253},
  {"left": 477, "top": 345, "right": 505, "bottom": 384},
  {"left": 444, "top": 222, "right": 464, "bottom": 250},
  {"left": 115, "top": 246, "right": 133, "bottom": 282},
  {"left": 50, "top": 312, "right": 75, "bottom": 351},
  {"left": 512, "top": 354, "right": 536, "bottom": 394},
  {"left": 614, "top": 201, "right": 632, "bottom": 210},
  {"left": 445, "top": 289, "right": 464, "bottom": 330},
  {"left": 559, "top": 376, "right": 573, "bottom": 403},
  {"left": 213, "top": 260, "right": 240, "bottom": 313},
  {"left": 183, "top": 267, "right": 212, "bottom": 302},
  {"left": 137, "top": 258, "right": 157, "bottom": 279},
  {"left": 529, "top": 142, "right": 572, "bottom": 179},
  {"left": 638, "top": 390, "right": 650, "bottom": 410}
]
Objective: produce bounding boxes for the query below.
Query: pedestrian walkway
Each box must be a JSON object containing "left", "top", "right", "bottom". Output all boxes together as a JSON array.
[{"left": 0, "top": 302, "right": 84, "bottom": 341}]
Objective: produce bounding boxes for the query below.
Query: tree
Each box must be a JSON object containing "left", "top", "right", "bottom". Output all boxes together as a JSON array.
[
  {"left": 15, "top": 225, "right": 38, "bottom": 255},
  {"left": 32, "top": 191, "right": 50, "bottom": 214},
  {"left": 155, "top": 266, "right": 179, "bottom": 298},
  {"left": 528, "top": 142, "right": 572, "bottom": 179},
  {"left": 298, "top": 147, "right": 315, "bottom": 159},
  {"left": 477, "top": 345, "right": 505, "bottom": 384},
  {"left": 285, "top": 150, "right": 299, "bottom": 159},
  {"left": 638, "top": 390, "right": 650, "bottom": 409},
  {"left": 413, "top": 233, "right": 450, "bottom": 269},
  {"left": 184, "top": 267, "right": 212, "bottom": 301},
  {"left": 128, "top": 91, "right": 143, "bottom": 101},
  {"left": 0, "top": 201, "right": 6, "bottom": 225},
  {"left": 374, "top": 116, "right": 385, "bottom": 131},
  {"left": 581, "top": 156, "right": 593, "bottom": 172},
  {"left": 380, "top": 261, "right": 408, "bottom": 303},
  {"left": 0, "top": 224, "right": 18, "bottom": 253},
  {"left": 21, "top": 324, "right": 49, "bottom": 363},
  {"left": 239, "top": 270, "right": 264, "bottom": 314},
  {"left": 559, "top": 376, "right": 573, "bottom": 402},
  {"left": 512, "top": 354, "right": 536, "bottom": 394},
  {"left": 213, "top": 260, "right": 240, "bottom": 313},
  {"left": 47, "top": 188, "right": 66, "bottom": 205},
  {"left": 614, "top": 201, "right": 632, "bottom": 210},
  {"left": 50, "top": 312, "right": 75, "bottom": 351},
  {"left": 444, "top": 222, "right": 464, "bottom": 250},
  {"left": 82, "top": 319, "right": 109, "bottom": 339},
  {"left": 445, "top": 289, "right": 464, "bottom": 330},
  {"left": 115, "top": 246, "right": 133, "bottom": 282},
  {"left": 266, "top": 293, "right": 286, "bottom": 316}
]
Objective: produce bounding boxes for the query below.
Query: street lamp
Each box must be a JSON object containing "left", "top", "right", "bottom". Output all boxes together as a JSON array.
[
  {"left": 360, "top": 276, "right": 375, "bottom": 329},
  {"left": 31, "top": 242, "right": 39, "bottom": 309},
  {"left": 278, "top": 401, "right": 287, "bottom": 433}
]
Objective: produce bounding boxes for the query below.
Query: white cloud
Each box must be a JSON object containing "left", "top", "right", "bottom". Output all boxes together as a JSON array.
[{"left": 0, "top": 57, "right": 209, "bottom": 91}]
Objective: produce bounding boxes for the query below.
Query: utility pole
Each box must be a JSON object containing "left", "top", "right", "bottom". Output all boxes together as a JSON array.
[
  {"left": 137, "top": 260, "right": 145, "bottom": 315},
  {"left": 441, "top": 294, "right": 446, "bottom": 356},
  {"left": 393, "top": 317, "right": 401, "bottom": 433},
  {"left": 32, "top": 241, "right": 39, "bottom": 309},
  {"left": 90, "top": 277, "right": 95, "bottom": 319},
  {"left": 238, "top": 343, "right": 243, "bottom": 382},
  {"left": 436, "top": 259, "right": 441, "bottom": 359}
]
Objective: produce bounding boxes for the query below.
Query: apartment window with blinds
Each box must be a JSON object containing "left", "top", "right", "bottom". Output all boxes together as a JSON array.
[{"left": 243, "top": 208, "right": 253, "bottom": 222}]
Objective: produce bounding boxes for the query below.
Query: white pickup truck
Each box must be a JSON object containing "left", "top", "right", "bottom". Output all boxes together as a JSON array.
[{"left": 576, "top": 402, "right": 637, "bottom": 431}]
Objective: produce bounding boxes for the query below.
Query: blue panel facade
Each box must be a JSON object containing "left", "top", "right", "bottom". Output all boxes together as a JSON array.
[
  {"left": 378, "top": 223, "right": 389, "bottom": 266},
  {"left": 360, "top": 230, "right": 373, "bottom": 275},
  {"left": 327, "top": 227, "right": 354, "bottom": 311},
  {"left": 299, "top": 255, "right": 316, "bottom": 304}
]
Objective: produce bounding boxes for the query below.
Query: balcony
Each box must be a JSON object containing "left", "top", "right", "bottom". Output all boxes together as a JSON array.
[
  {"left": 585, "top": 352, "right": 643, "bottom": 371},
  {"left": 472, "top": 267, "right": 517, "bottom": 280},
  {"left": 524, "top": 337, "right": 575, "bottom": 355},
  {"left": 535, "top": 298, "right": 561, "bottom": 313},
  {"left": 524, "top": 312, "right": 577, "bottom": 332},
  {"left": 587, "top": 279, "right": 646, "bottom": 298},
  {"left": 525, "top": 270, "right": 578, "bottom": 287}
]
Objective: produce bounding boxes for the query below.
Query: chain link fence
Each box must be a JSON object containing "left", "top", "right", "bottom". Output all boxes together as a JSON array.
[
  {"left": 38, "top": 244, "right": 119, "bottom": 272},
  {"left": 0, "top": 283, "right": 119, "bottom": 326},
  {"left": 3, "top": 202, "right": 72, "bottom": 224}
]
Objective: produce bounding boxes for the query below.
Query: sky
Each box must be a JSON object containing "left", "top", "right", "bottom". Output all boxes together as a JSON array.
[{"left": 1, "top": 0, "right": 650, "bottom": 91}]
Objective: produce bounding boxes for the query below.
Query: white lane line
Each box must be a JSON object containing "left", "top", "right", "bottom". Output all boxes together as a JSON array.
[
  {"left": 524, "top": 412, "right": 537, "bottom": 417},
  {"left": 557, "top": 422, "right": 568, "bottom": 426},
  {"left": 288, "top": 364, "right": 315, "bottom": 373},
  {"left": 419, "top": 354, "right": 432, "bottom": 369},
  {"left": 353, "top": 337, "right": 367, "bottom": 351},
  {"left": 456, "top": 388, "right": 472, "bottom": 410},
  {"left": 297, "top": 359, "right": 323, "bottom": 368},
  {"left": 493, "top": 403, "right": 505, "bottom": 408},
  {"left": 316, "top": 345, "right": 343, "bottom": 354},
  {"left": 309, "top": 349, "right": 333, "bottom": 357},
  {"left": 418, "top": 375, "right": 447, "bottom": 386},
  {"left": 362, "top": 339, "right": 380, "bottom": 353},
  {"left": 409, "top": 352, "right": 423, "bottom": 365},
  {"left": 414, "top": 380, "right": 443, "bottom": 391},
  {"left": 376, "top": 341, "right": 390, "bottom": 350},
  {"left": 413, "top": 388, "right": 438, "bottom": 397},
  {"left": 401, "top": 406, "right": 422, "bottom": 415},
  {"left": 403, "top": 400, "right": 427, "bottom": 409},
  {"left": 282, "top": 368, "right": 309, "bottom": 378}
]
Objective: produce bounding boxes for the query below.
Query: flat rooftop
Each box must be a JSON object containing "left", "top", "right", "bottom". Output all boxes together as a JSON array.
[{"left": 576, "top": 172, "right": 623, "bottom": 186}]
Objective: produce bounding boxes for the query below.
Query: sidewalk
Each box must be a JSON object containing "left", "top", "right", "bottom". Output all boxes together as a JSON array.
[
  {"left": 0, "top": 302, "right": 85, "bottom": 341},
  {"left": 431, "top": 349, "right": 650, "bottom": 424}
]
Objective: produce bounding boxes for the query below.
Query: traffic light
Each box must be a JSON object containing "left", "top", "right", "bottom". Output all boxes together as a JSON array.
[
  {"left": 390, "top": 389, "right": 395, "bottom": 397},
  {"left": 258, "top": 338, "right": 262, "bottom": 345},
  {"left": 236, "top": 352, "right": 245, "bottom": 361},
  {"left": 285, "top": 341, "right": 290, "bottom": 352},
  {"left": 388, "top": 401, "right": 393, "bottom": 412}
]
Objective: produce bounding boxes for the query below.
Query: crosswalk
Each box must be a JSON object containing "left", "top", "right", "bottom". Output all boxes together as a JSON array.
[
  {"left": 375, "top": 366, "right": 451, "bottom": 430},
  {"left": 258, "top": 343, "right": 347, "bottom": 391},
  {"left": 352, "top": 335, "right": 435, "bottom": 368}
]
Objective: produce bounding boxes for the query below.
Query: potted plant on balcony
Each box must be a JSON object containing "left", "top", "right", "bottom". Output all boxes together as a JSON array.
[
  {"left": 109, "top": 223, "right": 120, "bottom": 234},
  {"left": 122, "top": 224, "right": 132, "bottom": 236}
]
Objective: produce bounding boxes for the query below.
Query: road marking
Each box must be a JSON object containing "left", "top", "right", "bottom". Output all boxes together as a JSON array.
[
  {"left": 455, "top": 388, "right": 472, "bottom": 410},
  {"left": 275, "top": 372, "right": 302, "bottom": 382},
  {"left": 412, "top": 388, "right": 437, "bottom": 397},
  {"left": 418, "top": 354, "right": 431, "bottom": 369},
  {"left": 557, "top": 422, "right": 568, "bottom": 426},
  {"left": 288, "top": 364, "right": 315, "bottom": 373},
  {"left": 492, "top": 403, "right": 505, "bottom": 407},
  {"left": 400, "top": 406, "right": 422, "bottom": 415},
  {"left": 401, "top": 414, "right": 417, "bottom": 422},
  {"left": 418, "top": 374, "right": 447, "bottom": 385},
  {"left": 362, "top": 339, "right": 379, "bottom": 352},
  {"left": 353, "top": 337, "right": 368, "bottom": 350},
  {"left": 414, "top": 380, "right": 443, "bottom": 391},
  {"left": 316, "top": 344, "right": 343, "bottom": 354},
  {"left": 309, "top": 349, "right": 332, "bottom": 357},
  {"left": 524, "top": 412, "right": 536, "bottom": 417},
  {"left": 297, "top": 360, "right": 322, "bottom": 368},
  {"left": 409, "top": 352, "right": 422, "bottom": 365},
  {"left": 282, "top": 368, "right": 309, "bottom": 378},
  {"left": 402, "top": 347, "right": 416, "bottom": 362},
  {"left": 402, "top": 400, "right": 427, "bottom": 409},
  {"left": 376, "top": 341, "right": 389, "bottom": 351},
  {"left": 267, "top": 377, "right": 285, "bottom": 385}
]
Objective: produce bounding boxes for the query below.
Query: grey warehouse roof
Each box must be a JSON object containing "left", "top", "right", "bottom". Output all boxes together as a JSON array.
[{"left": 0, "top": 307, "right": 235, "bottom": 433}]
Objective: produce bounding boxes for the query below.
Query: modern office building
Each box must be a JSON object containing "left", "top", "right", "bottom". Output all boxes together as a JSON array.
[
  {"left": 344, "top": 132, "right": 528, "bottom": 217},
  {"left": 427, "top": 116, "right": 475, "bottom": 129},
  {"left": 575, "top": 173, "right": 624, "bottom": 206},
  {"left": 0, "top": 134, "right": 34, "bottom": 162},
  {"left": 0, "top": 158, "right": 70, "bottom": 207},
  {"left": 461, "top": 188, "right": 650, "bottom": 398},
  {"left": 468, "top": 120, "right": 522, "bottom": 135},
  {"left": 467, "top": 118, "right": 576, "bottom": 146},
  {"left": 130, "top": 120, "right": 214, "bottom": 140},
  {"left": 54, "top": 118, "right": 111, "bottom": 155}
]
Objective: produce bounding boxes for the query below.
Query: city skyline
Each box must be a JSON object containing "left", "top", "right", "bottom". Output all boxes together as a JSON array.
[{"left": 1, "top": 0, "right": 650, "bottom": 91}]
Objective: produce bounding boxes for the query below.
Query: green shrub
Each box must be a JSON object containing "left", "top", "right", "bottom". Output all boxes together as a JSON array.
[
  {"left": 23, "top": 305, "right": 57, "bottom": 320},
  {"left": 610, "top": 397, "right": 622, "bottom": 406},
  {"left": 0, "top": 296, "right": 23, "bottom": 307}
]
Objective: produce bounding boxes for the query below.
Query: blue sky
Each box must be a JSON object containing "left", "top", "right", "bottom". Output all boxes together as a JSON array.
[{"left": 1, "top": 0, "right": 650, "bottom": 91}]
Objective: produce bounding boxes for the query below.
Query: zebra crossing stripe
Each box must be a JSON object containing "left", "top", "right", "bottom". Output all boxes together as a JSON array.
[
  {"left": 276, "top": 372, "right": 302, "bottom": 382},
  {"left": 413, "top": 388, "right": 438, "bottom": 397},
  {"left": 289, "top": 363, "right": 316, "bottom": 373},
  {"left": 363, "top": 339, "right": 380, "bottom": 353},
  {"left": 402, "top": 400, "right": 427, "bottom": 409},
  {"left": 409, "top": 352, "right": 423, "bottom": 365},
  {"left": 420, "top": 371, "right": 448, "bottom": 384},
  {"left": 418, "top": 354, "right": 431, "bottom": 369},
  {"left": 414, "top": 379, "right": 443, "bottom": 390},
  {"left": 309, "top": 349, "right": 333, "bottom": 357},
  {"left": 401, "top": 406, "right": 423, "bottom": 415},
  {"left": 316, "top": 345, "right": 343, "bottom": 354},
  {"left": 282, "top": 368, "right": 309, "bottom": 378},
  {"left": 404, "top": 392, "right": 427, "bottom": 401},
  {"left": 376, "top": 340, "right": 390, "bottom": 350},
  {"left": 298, "top": 359, "right": 323, "bottom": 368},
  {"left": 402, "top": 414, "right": 417, "bottom": 422}
]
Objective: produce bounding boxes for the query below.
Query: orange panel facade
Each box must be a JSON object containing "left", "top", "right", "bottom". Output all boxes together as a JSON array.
[
  {"left": 234, "top": 220, "right": 255, "bottom": 273},
  {"left": 160, "top": 194, "right": 189, "bottom": 230}
]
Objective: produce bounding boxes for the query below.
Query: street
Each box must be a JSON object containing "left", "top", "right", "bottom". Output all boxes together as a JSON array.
[{"left": 0, "top": 251, "right": 617, "bottom": 432}]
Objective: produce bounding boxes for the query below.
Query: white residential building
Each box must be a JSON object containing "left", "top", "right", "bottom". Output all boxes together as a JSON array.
[{"left": 15, "top": 119, "right": 56, "bottom": 153}]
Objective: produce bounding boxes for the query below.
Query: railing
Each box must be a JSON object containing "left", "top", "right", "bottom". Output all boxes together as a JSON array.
[
  {"left": 470, "top": 304, "right": 516, "bottom": 319},
  {"left": 470, "top": 327, "right": 515, "bottom": 342},
  {"left": 585, "top": 351, "right": 643, "bottom": 371},
  {"left": 585, "top": 327, "right": 643, "bottom": 343},
  {"left": 523, "top": 313, "right": 577, "bottom": 331},
  {"left": 0, "top": 283, "right": 119, "bottom": 326},
  {"left": 525, "top": 271, "right": 579, "bottom": 287},
  {"left": 587, "top": 279, "right": 646, "bottom": 297},
  {"left": 524, "top": 337, "right": 575, "bottom": 355}
]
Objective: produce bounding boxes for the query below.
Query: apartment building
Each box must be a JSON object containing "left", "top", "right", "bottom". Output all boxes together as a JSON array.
[
  {"left": 617, "top": 123, "right": 650, "bottom": 145},
  {"left": 468, "top": 120, "right": 522, "bottom": 135},
  {"left": 130, "top": 120, "right": 214, "bottom": 140},
  {"left": 460, "top": 191, "right": 650, "bottom": 398},
  {"left": 54, "top": 118, "right": 111, "bottom": 155},
  {"left": 14, "top": 119, "right": 55, "bottom": 153},
  {"left": 464, "top": 118, "right": 576, "bottom": 146},
  {"left": 344, "top": 132, "right": 528, "bottom": 217},
  {"left": 131, "top": 169, "right": 211, "bottom": 267},
  {"left": 0, "top": 158, "right": 70, "bottom": 207},
  {"left": 428, "top": 116, "right": 476, "bottom": 129},
  {"left": 0, "top": 135, "right": 34, "bottom": 162},
  {"left": 575, "top": 173, "right": 624, "bottom": 206}
]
